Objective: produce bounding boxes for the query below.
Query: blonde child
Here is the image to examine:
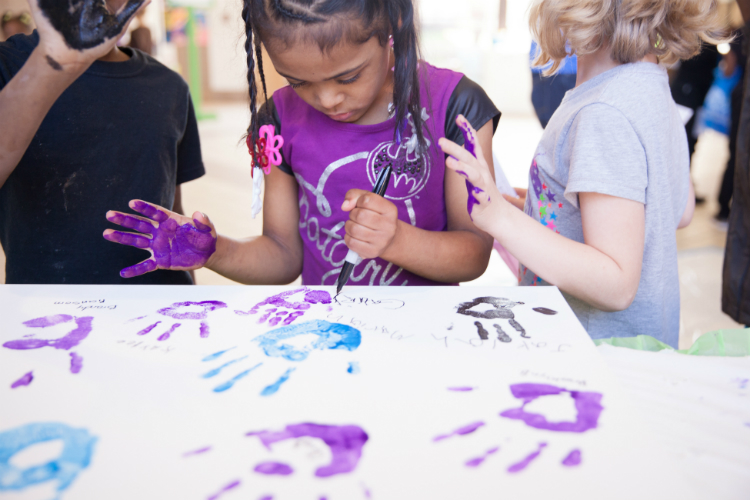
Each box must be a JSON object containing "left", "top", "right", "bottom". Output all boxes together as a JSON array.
[{"left": 440, "top": 0, "right": 726, "bottom": 347}]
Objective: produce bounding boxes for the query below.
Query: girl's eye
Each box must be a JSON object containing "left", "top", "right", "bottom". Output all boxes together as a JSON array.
[
  {"left": 339, "top": 74, "right": 361, "bottom": 85},
  {"left": 289, "top": 81, "right": 307, "bottom": 89}
]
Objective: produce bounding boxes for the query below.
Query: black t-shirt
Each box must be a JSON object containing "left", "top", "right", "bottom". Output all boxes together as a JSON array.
[
  {"left": 0, "top": 32, "right": 205, "bottom": 284},
  {"left": 261, "top": 75, "right": 501, "bottom": 175}
]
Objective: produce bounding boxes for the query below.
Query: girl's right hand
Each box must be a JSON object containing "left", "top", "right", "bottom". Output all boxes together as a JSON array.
[
  {"left": 103, "top": 200, "right": 217, "bottom": 278},
  {"left": 29, "top": 0, "right": 148, "bottom": 72}
]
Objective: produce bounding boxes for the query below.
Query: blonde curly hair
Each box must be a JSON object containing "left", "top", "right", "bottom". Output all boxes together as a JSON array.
[{"left": 529, "top": 0, "right": 729, "bottom": 75}]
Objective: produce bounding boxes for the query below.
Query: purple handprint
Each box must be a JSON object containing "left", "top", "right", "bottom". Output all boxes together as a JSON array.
[
  {"left": 104, "top": 200, "right": 216, "bottom": 278},
  {"left": 132, "top": 301, "right": 228, "bottom": 342},
  {"left": 236, "top": 288, "right": 332, "bottom": 326},
  {"left": 3, "top": 314, "right": 94, "bottom": 384}
]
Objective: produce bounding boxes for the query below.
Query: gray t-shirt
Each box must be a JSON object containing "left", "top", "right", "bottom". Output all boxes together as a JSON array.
[{"left": 519, "top": 62, "right": 690, "bottom": 347}]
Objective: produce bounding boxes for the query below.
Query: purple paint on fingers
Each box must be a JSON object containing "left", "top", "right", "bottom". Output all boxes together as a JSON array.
[
  {"left": 4, "top": 316, "right": 93, "bottom": 351},
  {"left": 158, "top": 323, "right": 181, "bottom": 341},
  {"left": 507, "top": 442, "right": 547, "bottom": 473},
  {"left": 111, "top": 202, "right": 217, "bottom": 278},
  {"left": 433, "top": 421, "right": 485, "bottom": 442},
  {"left": 69, "top": 352, "right": 83, "bottom": 374},
  {"left": 457, "top": 120, "right": 486, "bottom": 220},
  {"left": 465, "top": 446, "right": 499, "bottom": 468},
  {"left": 459, "top": 119, "right": 477, "bottom": 157},
  {"left": 500, "top": 383, "right": 604, "bottom": 433},
  {"left": 466, "top": 182, "right": 484, "bottom": 221},
  {"left": 206, "top": 479, "right": 241, "bottom": 500},
  {"left": 246, "top": 423, "right": 368, "bottom": 477},
  {"left": 11, "top": 371, "right": 33, "bottom": 388},
  {"left": 254, "top": 461, "right": 294, "bottom": 475},
  {"left": 562, "top": 449, "right": 581, "bottom": 466}
]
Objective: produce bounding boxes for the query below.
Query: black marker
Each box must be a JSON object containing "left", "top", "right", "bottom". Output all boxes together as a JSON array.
[{"left": 336, "top": 165, "right": 393, "bottom": 295}]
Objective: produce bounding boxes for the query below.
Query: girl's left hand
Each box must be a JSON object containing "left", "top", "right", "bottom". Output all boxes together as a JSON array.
[
  {"left": 342, "top": 191, "right": 399, "bottom": 259},
  {"left": 438, "top": 116, "right": 504, "bottom": 232}
]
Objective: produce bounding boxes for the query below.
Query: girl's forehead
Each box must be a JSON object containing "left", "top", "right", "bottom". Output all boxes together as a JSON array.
[{"left": 266, "top": 36, "right": 385, "bottom": 82}]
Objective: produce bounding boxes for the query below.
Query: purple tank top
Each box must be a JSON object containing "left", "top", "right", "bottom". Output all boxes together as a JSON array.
[{"left": 273, "top": 63, "right": 463, "bottom": 286}]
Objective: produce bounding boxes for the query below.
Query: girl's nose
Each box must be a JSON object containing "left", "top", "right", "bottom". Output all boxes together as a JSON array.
[{"left": 318, "top": 88, "right": 345, "bottom": 111}]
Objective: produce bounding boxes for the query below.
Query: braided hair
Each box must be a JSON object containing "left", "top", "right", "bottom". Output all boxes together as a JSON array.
[{"left": 242, "top": 0, "right": 426, "bottom": 168}]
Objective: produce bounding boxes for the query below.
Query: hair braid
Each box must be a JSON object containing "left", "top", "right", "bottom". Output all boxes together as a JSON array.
[
  {"left": 242, "top": 0, "right": 259, "bottom": 165},
  {"left": 272, "top": 0, "right": 322, "bottom": 22}
]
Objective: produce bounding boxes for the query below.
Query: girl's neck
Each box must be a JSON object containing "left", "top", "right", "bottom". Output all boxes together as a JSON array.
[{"left": 576, "top": 46, "right": 658, "bottom": 87}]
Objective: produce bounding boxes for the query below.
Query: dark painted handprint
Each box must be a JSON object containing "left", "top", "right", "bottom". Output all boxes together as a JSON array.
[
  {"left": 457, "top": 297, "right": 527, "bottom": 342},
  {"left": 38, "top": 0, "right": 145, "bottom": 51},
  {"left": 104, "top": 200, "right": 217, "bottom": 278}
]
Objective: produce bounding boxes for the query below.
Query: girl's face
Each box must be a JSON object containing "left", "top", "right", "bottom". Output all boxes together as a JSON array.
[{"left": 265, "top": 34, "right": 393, "bottom": 124}]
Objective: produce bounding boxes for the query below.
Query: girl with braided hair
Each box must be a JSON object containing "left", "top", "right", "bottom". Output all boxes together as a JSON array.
[{"left": 105, "top": 0, "right": 501, "bottom": 287}]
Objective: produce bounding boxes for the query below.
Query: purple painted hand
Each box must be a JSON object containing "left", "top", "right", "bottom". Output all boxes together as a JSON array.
[
  {"left": 438, "top": 115, "right": 501, "bottom": 229},
  {"left": 103, "top": 200, "right": 217, "bottom": 278}
]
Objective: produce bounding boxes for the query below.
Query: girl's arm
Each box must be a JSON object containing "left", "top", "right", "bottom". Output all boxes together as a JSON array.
[
  {"left": 341, "top": 122, "right": 495, "bottom": 282},
  {"left": 439, "top": 119, "right": 646, "bottom": 312},
  {"left": 207, "top": 166, "right": 304, "bottom": 284},
  {"left": 103, "top": 165, "right": 304, "bottom": 284}
]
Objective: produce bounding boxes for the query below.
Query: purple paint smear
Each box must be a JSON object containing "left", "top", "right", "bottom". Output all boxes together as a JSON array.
[
  {"left": 137, "top": 321, "right": 161, "bottom": 336},
  {"left": 500, "top": 383, "right": 603, "bottom": 433},
  {"left": 69, "top": 352, "right": 83, "bottom": 374},
  {"left": 448, "top": 387, "right": 475, "bottom": 392},
  {"left": 238, "top": 288, "right": 332, "bottom": 326},
  {"left": 433, "top": 421, "right": 485, "bottom": 442},
  {"left": 3, "top": 316, "right": 93, "bottom": 351},
  {"left": 465, "top": 446, "right": 499, "bottom": 468},
  {"left": 508, "top": 442, "right": 547, "bottom": 473},
  {"left": 183, "top": 446, "right": 212, "bottom": 457},
  {"left": 105, "top": 200, "right": 217, "bottom": 278},
  {"left": 562, "top": 449, "right": 581, "bottom": 467},
  {"left": 206, "top": 479, "right": 241, "bottom": 500},
  {"left": 253, "top": 461, "right": 294, "bottom": 476},
  {"left": 10, "top": 371, "right": 33, "bottom": 389},
  {"left": 246, "top": 423, "right": 368, "bottom": 478},
  {"left": 456, "top": 118, "right": 487, "bottom": 221},
  {"left": 158, "top": 323, "right": 181, "bottom": 341}
]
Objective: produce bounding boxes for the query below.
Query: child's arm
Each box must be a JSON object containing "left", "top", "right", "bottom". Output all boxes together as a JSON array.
[
  {"left": 0, "top": 0, "right": 146, "bottom": 187},
  {"left": 104, "top": 165, "right": 304, "bottom": 284},
  {"left": 439, "top": 118, "right": 646, "bottom": 312},
  {"left": 341, "top": 122, "right": 495, "bottom": 282}
]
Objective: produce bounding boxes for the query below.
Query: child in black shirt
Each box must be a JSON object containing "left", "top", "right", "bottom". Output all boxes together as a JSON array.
[{"left": 0, "top": 0, "right": 205, "bottom": 284}]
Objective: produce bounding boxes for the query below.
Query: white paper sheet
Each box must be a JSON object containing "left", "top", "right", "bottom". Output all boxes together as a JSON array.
[{"left": 0, "top": 286, "right": 698, "bottom": 499}]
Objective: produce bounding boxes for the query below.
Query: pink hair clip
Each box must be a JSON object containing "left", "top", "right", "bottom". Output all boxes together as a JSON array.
[{"left": 246, "top": 125, "right": 285, "bottom": 176}]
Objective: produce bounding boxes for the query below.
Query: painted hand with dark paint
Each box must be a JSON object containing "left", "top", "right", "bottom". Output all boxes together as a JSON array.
[
  {"left": 29, "top": 0, "right": 147, "bottom": 70},
  {"left": 438, "top": 115, "right": 503, "bottom": 229},
  {"left": 104, "top": 200, "right": 217, "bottom": 278}
]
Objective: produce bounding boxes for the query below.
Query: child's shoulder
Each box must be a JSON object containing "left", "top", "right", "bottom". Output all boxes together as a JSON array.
[{"left": 130, "top": 49, "right": 189, "bottom": 91}]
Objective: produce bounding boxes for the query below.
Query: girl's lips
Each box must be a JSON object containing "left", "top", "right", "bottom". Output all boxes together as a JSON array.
[{"left": 329, "top": 111, "right": 353, "bottom": 121}]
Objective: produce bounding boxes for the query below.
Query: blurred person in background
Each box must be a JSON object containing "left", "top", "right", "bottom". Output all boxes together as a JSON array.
[
  {"left": 724, "top": 0, "right": 750, "bottom": 327},
  {"left": 716, "top": 33, "right": 746, "bottom": 226},
  {"left": 530, "top": 40, "right": 576, "bottom": 128},
  {"left": 128, "top": 7, "right": 153, "bottom": 55},
  {"left": 1, "top": 11, "right": 32, "bottom": 39}
]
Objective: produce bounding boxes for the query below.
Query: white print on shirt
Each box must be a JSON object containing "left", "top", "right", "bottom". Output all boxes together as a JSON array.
[
  {"left": 366, "top": 108, "right": 432, "bottom": 201},
  {"left": 296, "top": 108, "right": 431, "bottom": 286}
]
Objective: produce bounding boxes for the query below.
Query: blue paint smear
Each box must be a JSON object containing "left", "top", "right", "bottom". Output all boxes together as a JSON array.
[
  {"left": 347, "top": 362, "right": 360, "bottom": 374},
  {"left": 261, "top": 368, "right": 296, "bottom": 396},
  {"left": 202, "top": 356, "right": 249, "bottom": 379},
  {"left": 0, "top": 422, "right": 96, "bottom": 493},
  {"left": 202, "top": 347, "right": 236, "bottom": 362},
  {"left": 213, "top": 363, "right": 263, "bottom": 393},
  {"left": 254, "top": 320, "right": 361, "bottom": 362}
]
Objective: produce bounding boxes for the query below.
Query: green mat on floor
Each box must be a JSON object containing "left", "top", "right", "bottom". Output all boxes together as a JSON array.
[{"left": 594, "top": 329, "right": 750, "bottom": 357}]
